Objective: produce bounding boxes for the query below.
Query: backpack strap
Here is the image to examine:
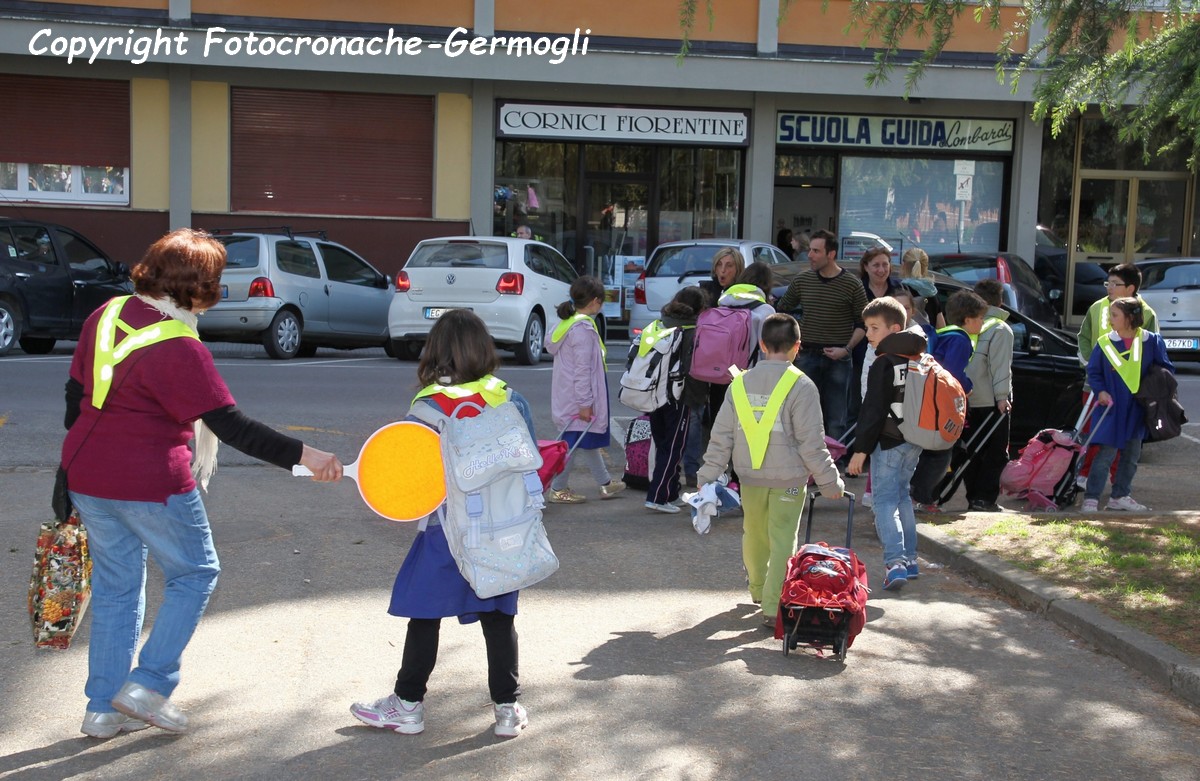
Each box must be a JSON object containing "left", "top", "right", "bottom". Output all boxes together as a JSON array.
[{"left": 730, "top": 365, "right": 804, "bottom": 469}]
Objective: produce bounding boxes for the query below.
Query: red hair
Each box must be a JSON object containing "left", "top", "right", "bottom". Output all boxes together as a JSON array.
[{"left": 131, "top": 229, "right": 226, "bottom": 311}]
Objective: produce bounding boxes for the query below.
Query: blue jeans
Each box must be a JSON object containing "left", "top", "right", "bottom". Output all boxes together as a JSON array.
[
  {"left": 70, "top": 490, "right": 220, "bottom": 713},
  {"left": 1084, "top": 436, "right": 1144, "bottom": 501},
  {"left": 794, "top": 349, "right": 852, "bottom": 441},
  {"left": 869, "top": 442, "right": 922, "bottom": 568}
]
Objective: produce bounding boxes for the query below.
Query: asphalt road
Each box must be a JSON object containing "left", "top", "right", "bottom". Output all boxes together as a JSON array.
[{"left": 1, "top": 342, "right": 1198, "bottom": 780}]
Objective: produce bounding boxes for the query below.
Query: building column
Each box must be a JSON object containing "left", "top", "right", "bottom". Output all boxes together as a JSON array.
[
  {"left": 474, "top": 0, "right": 495, "bottom": 36},
  {"left": 757, "top": 0, "right": 779, "bottom": 55},
  {"left": 745, "top": 92, "right": 777, "bottom": 244},
  {"left": 469, "top": 80, "right": 496, "bottom": 236},
  {"left": 168, "top": 65, "right": 192, "bottom": 230},
  {"left": 1011, "top": 107, "right": 1042, "bottom": 265}
]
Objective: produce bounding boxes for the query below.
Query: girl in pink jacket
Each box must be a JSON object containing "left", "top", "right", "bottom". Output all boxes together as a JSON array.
[{"left": 545, "top": 276, "right": 626, "bottom": 504}]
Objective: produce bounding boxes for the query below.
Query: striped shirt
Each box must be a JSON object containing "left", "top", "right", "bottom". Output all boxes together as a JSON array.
[{"left": 776, "top": 268, "right": 868, "bottom": 346}]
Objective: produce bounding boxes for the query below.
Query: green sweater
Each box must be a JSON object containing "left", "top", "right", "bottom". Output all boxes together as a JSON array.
[{"left": 775, "top": 268, "right": 868, "bottom": 347}]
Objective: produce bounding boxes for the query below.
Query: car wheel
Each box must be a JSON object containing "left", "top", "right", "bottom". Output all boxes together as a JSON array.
[
  {"left": 514, "top": 313, "right": 544, "bottom": 365},
  {"left": 296, "top": 342, "right": 318, "bottom": 358},
  {"left": 262, "top": 310, "right": 302, "bottom": 360},
  {"left": 0, "top": 300, "right": 21, "bottom": 357},
  {"left": 389, "top": 339, "right": 422, "bottom": 361},
  {"left": 19, "top": 336, "right": 56, "bottom": 354}
]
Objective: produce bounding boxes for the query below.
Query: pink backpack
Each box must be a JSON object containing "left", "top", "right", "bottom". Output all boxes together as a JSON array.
[
  {"left": 689, "top": 306, "right": 754, "bottom": 385},
  {"left": 1000, "top": 429, "right": 1078, "bottom": 499}
]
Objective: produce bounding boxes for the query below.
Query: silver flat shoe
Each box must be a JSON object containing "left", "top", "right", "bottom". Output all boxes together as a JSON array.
[
  {"left": 81, "top": 710, "right": 150, "bottom": 738},
  {"left": 112, "top": 681, "right": 189, "bottom": 734}
]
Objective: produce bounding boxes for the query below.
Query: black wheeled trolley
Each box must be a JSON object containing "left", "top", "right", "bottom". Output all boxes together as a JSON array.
[{"left": 779, "top": 490, "right": 866, "bottom": 663}]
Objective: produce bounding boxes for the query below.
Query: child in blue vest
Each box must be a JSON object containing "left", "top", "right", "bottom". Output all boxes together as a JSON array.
[
  {"left": 911, "top": 290, "right": 987, "bottom": 513},
  {"left": 1081, "top": 297, "right": 1173, "bottom": 512},
  {"left": 350, "top": 310, "right": 535, "bottom": 739},
  {"left": 697, "top": 313, "right": 844, "bottom": 627}
]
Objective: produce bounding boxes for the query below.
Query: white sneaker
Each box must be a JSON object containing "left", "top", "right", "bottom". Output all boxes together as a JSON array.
[
  {"left": 1080, "top": 499, "right": 1099, "bottom": 512},
  {"left": 645, "top": 500, "right": 681, "bottom": 514},
  {"left": 861, "top": 492, "right": 873, "bottom": 509},
  {"left": 494, "top": 702, "right": 528, "bottom": 738},
  {"left": 1106, "top": 495, "right": 1149, "bottom": 512},
  {"left": 350, "top": 694, "right": 424, "bottom": 734}
]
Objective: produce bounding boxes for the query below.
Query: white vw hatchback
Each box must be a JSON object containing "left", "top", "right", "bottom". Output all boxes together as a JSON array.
[{"left": 388, "top": 237, "right": 578, "bottom": 364}]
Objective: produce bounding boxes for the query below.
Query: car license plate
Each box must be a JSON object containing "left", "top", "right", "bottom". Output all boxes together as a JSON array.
[
  {"left": 1164, "top": 337, "right": 1199, "bottom": 350},
  {"left": 425, "top": 307, "right": 454, "bottom": 320}
]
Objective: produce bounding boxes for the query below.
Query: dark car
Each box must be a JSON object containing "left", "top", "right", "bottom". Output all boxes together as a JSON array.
[
  {"left": 925, "top": 251, "right": 1062, "bottom": 329},
  {"left": 0, "top": 218, "right": 133, "bottom": 356},
  {"left": 927, "top": 278, "right": 1085, "bottom": 444},
  {"left": 767, "top": 271, "right": 1085, "bottom": 445},
  {"left": 1033, "top": 226, "right": 1108, "bottom": 316}
]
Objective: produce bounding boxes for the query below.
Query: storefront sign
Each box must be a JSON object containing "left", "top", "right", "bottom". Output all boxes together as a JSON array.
[
  {"left": 499, "top": 103, "right": 749, "bottom": 145},
  {"left": 777, "top": 113, "right": 1014, "bottom": 153}
]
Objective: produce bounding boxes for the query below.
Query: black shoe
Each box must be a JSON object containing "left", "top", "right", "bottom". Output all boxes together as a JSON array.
[{"left": 967, "top": 500, "right": 1004, "bottom": 512}]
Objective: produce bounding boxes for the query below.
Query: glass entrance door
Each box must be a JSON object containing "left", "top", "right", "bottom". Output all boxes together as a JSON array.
[
  {"left": 585, "top": 181, "right": 650, "bottom": 325},
  {"left": 1067, "top": 175, "right": 1189, "bottom": 321}
]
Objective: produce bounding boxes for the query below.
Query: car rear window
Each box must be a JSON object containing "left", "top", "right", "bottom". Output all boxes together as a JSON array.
[
  {"left": 1142, "top": 261, "right": 1200, "bottom": 290},
  {"left": 406, "top": 242, "right": 510, "bottom": 269},
  {"left": 219, "top": 236, "right": 261, "bottom": 269},
  {"left": 646, "top": 245, "right": 731, "bottom": 277}
]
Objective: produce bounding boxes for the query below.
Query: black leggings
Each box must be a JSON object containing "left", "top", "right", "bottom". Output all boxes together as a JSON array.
[{"left": 393, "top": 611, "right": 520, "bottom": 704}]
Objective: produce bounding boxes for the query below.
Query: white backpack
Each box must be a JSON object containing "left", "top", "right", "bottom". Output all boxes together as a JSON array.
[
  {"left": 410, "top": 396, "right": 559, "bottom": 598},
  {"left": 618, "top": 320, "right": 685, "bottom": 413}
]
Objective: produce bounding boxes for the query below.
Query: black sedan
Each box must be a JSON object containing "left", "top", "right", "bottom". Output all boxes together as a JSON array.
[
  {"left": 926, "top": 251, "right": 1062, "bottom": 329},
  {"left": 0, "top": 217, "right": 132, "bottom": 356},
  {"left": 926, "top": 278, "right": 1085, "bottom": 444}
]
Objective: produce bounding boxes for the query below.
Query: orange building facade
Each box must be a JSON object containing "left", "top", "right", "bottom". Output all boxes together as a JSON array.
[{"left": 0, "top": 0, "right": 1192, "bottom": 323}]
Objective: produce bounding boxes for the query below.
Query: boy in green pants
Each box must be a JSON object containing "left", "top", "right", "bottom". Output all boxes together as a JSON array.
[{"left": 697, "top": 313, "right": 845, "bottom": 627}]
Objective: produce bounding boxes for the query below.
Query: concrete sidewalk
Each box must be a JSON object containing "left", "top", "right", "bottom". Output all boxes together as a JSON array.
[{"left": 2, "top": 464, "right": 1198, "bottom": 781}]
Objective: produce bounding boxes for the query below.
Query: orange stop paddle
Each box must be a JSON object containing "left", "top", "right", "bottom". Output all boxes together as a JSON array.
[{"left": 293, "top": 421, "right": 446, "bottom": 521}]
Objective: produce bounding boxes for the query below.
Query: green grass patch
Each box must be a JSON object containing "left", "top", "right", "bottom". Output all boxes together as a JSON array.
[{"left": 939, "top": 514, "right": 1200, "bottom": 657}]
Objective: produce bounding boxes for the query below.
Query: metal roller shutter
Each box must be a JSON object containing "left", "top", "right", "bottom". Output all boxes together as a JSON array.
[
  {"left": 231, "top": 87, "right": 434, "bottom": 217},
  {"left": 0, "top": 74, "right": 130, "bottom": 166}
]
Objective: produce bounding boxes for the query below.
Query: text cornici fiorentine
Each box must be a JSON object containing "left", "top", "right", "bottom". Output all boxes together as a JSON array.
[{"left": 28, "top": 26, "right": 591, "bottom": 66}]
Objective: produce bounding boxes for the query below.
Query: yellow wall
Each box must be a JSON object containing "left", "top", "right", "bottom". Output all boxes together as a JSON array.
[
  {"left": 496, "top": 0, "right": 759, "bottom": 43},
  {"left": 192, "top": 82, "right": 229, "bottom": 212},
  {"left": 130, "top": 78, "right": 169, "bottom": 210},
  {"left": 780, "top": 1, "right": 1028, "bottom": 54},
  {"left": 435, "top": 93, "right": 471, "bottom": 220},
  {"left": 193, "top": 0, "right": 472, "bottom": 28}
]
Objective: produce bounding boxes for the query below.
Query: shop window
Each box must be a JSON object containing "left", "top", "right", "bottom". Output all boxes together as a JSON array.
[
  {"left": 0, "top": 75, "right": 131, "bottom": 206},
  {"left": 231, "top": 87, "right": 433, "bottom": 218},
  {"left": 1037, "top": 117, "right": 1076, "bottom": 238},
  {"left": 495, "top": 141, "right": 579, "bottom": 258},
  {"left": 1080, "top": 117, "right": 1188, "bottom": 172},
  {"left": 837, "top": 156, "right": 1006, "bottom": 258},
  {"left": 658, "top": 147, "right": 741, "bottom": 241},
  {"left": 1, "top": 163, "right": 129, "bottom": 204}
]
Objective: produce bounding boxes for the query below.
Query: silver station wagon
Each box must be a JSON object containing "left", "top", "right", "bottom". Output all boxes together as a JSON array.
[{"left": 198, "top": 229, "right": 394, "bottom": 359}]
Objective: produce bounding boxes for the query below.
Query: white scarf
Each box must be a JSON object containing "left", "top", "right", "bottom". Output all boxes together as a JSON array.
[{"left": 136, "top": 294, "right": 219, "bottom": 491}]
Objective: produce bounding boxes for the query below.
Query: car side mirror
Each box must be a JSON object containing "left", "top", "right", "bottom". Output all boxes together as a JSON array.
[
  {"left": 1028, "top": 334, "right": 1044, "bottom": 354},
  {"left": 114, "top": 262, "right": 130, "bottom": 277}
]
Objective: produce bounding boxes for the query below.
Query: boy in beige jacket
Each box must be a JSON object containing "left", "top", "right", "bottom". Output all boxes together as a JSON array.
[{"left": 698, "top": 313, "right": 845, "bottom": 627}]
